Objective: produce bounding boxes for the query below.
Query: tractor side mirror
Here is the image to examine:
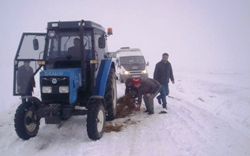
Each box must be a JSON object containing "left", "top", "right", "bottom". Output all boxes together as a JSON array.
[
  {"left": 98, "top": 36, "right": 105, "bottom": 49},
  {"left": 33, "top": 39, "right": 39, "bottom": 50}
]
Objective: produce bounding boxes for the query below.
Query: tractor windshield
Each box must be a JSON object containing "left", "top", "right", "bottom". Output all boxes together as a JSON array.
[{"left": 45, "top": 31, "right": 92, "bottom": 60}]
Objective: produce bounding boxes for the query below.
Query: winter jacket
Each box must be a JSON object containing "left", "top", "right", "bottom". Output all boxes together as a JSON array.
[
  {"left": 137, "top": 78, "right": 161, "bottom": 104},
  {"left": 153, "top": 60, "right": 174, "bottom": 84},
  {"left": 66, "top": 46, "right": 81, "bottom": 58}
]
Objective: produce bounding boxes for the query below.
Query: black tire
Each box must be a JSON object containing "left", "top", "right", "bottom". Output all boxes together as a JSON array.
[
  {"left": 14, "top": 102, "right": 40, "bottom": 140},
  {"left": 87, "top": 99, "right": 106, "bottom": 140},
  {"left": 105, "top": 68, "right": 117, "bottom": 121}
]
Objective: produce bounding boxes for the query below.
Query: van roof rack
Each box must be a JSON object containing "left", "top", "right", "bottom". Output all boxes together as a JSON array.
[{"left": 120, "top": 47, "right": 130, "bottom": 49}]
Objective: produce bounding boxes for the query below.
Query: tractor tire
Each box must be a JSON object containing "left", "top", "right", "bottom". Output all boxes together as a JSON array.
[
  {"left": 14, "top": 102, "right": 40, "bottom": 140},
  {"left": 87, "top": 99, "right": 106, "bottom": 140},
  {"left": 105, "top": 68, "right": 117, "bottom": 121}
]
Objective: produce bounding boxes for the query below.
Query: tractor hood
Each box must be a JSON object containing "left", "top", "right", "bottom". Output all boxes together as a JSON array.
[{"left": 40, "top": 68, "right": 82, "bottom": 104}]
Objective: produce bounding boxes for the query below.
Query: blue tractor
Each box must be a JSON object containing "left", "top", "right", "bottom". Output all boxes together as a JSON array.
[{"left": 13, "top": 20, "right": 117, "bottom": 140}]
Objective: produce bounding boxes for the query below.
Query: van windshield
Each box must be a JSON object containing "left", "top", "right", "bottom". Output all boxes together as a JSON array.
[{"left": 120, "top": 56, "right": 145, "bottom": 65}]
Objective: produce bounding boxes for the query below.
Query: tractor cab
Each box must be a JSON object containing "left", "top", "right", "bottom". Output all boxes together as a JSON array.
[{"left": 14, "top": 20, "right": 112, "bottom": 104}]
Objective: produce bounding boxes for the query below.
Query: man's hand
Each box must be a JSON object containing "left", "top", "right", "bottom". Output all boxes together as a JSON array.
[
  {"left": 135, "top": 104, "right": 141, "bottom": 111},
  {"left": 146, "top": 93, "right": 151, "bottom": 97},
  {"left": 129, "top": 98, "right": 134, "bottom": 103}
]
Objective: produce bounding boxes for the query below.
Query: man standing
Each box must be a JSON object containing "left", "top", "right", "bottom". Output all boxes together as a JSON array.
[
  {"left": 153, "top": 53, "right": 174, "bottom": 109},
  {"left": 17, "top": 61, "right": 35, "bottom": 103},
  {"left": 132, "top": 78, "right": 161, "bottom": 115}
]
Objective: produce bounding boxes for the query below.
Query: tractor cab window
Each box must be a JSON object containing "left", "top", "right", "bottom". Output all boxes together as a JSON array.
[
  {"left": 93, "top": 30, "right": 106, "bottom": 66},
  {"left": 17, "top": 34, "right": 46, "bottom": 60},
  {"left": 46, "top": 31, "right": 92, "bottom": 60},
  {"left": 13, "top": 33, "right": 46, "bottom": 95}
]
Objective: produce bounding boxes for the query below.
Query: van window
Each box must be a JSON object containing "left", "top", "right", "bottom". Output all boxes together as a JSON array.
[{"left": 120, "top": 56, "right": 145, "bottom": 65}]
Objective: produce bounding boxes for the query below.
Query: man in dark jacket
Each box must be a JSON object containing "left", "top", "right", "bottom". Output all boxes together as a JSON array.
[
  {"left": 153, "top": 53, "right": 174, "bottom": 109},
  {"left": 132, "top": 77, "right": 161, "bottom": 115},
  {"left": 17, "top": 61, "right": 35, "bottom": 103},
  {"left": 66, "top": 38, "right": 81, "bottom": 58}
]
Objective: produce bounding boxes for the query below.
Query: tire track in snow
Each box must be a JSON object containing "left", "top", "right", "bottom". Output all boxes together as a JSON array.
[{"left": 168, "top": 96, "right": 250, "bottom": 156}]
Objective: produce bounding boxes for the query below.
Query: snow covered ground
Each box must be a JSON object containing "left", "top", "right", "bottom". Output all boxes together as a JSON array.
[{"left": 1, "top": 68, "right": 250, "bottom": 156}]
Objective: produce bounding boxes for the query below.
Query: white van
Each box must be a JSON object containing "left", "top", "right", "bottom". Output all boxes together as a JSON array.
[{"left": 115, "top": 47, "right": 149, "bottom": 83}]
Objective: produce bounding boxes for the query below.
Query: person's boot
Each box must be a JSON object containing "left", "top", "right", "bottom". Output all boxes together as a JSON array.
[{"left": 148, "top": 111, "right": 154, "bottom": 115}]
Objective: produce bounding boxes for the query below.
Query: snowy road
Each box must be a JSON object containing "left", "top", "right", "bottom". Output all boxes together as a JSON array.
[{"left": 1, "top": 70, "right": 250, "bottom": 156}]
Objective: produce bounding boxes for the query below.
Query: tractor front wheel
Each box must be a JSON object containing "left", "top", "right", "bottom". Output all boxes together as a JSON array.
[
  {"left": 14, "top": 102, "right": 40, "bottom": 140},
  {"left": 87, "top": 99, "right": 106, "bottom": 140}
]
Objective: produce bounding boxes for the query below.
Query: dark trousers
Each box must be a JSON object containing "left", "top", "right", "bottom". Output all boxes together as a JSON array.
[{"left": 143, "top": 88, "right": 161, "bottom": 113}]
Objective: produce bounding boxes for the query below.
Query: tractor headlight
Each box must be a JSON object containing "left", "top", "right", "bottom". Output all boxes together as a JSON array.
[
  {"left": 142, "top": 70, "right": 147, "bottom": 74},
  {"left": 42, "top": 86, "right": 52, "bottom": 93},
  {"left": 59, "top": 86, "right": 69, "bottom": 93}
]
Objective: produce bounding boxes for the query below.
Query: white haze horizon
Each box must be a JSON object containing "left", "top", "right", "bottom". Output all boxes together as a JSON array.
[{"left": 1, "top": 1, "right": 250, "bottom": 71}]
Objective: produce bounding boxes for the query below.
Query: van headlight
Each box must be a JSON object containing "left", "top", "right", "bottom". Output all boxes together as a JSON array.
[
  {"left": 59, "top": 86, "right": 69, "bottom": 93},
  {"left": 142, "top": 70, "right": 147, "bottom": 74},
  {"left": 42, "top": 86, "right": 52, "bottom": 93},
  {"left": 124, "top": 71, "right": 129, "bottom": 74}
]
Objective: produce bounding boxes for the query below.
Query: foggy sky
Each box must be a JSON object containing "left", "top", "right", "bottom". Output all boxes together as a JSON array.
[{"left": 0, "top": 0, "right": 249, "bottom": 72}]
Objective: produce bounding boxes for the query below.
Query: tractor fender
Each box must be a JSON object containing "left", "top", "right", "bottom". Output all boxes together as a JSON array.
[
  {"left": 87, "top": 96, "right": 106, "bottom": 108},
  {"left": 94, "top": 59, "right": 112, "bottom": 96},
  {"left": 25, "top": 96, "right": 45, "bottom": 108}
]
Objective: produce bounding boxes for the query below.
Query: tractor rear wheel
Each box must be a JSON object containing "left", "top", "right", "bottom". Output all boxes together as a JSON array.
[
  {"left": 105, "top": 68, "right": 117, "bottom": 121},
  {"left": 87, "top": 99, "right": 106, "bottom": 140},
  {"left": 14, "top": 102, "right": 40, "bottom": 140}
]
